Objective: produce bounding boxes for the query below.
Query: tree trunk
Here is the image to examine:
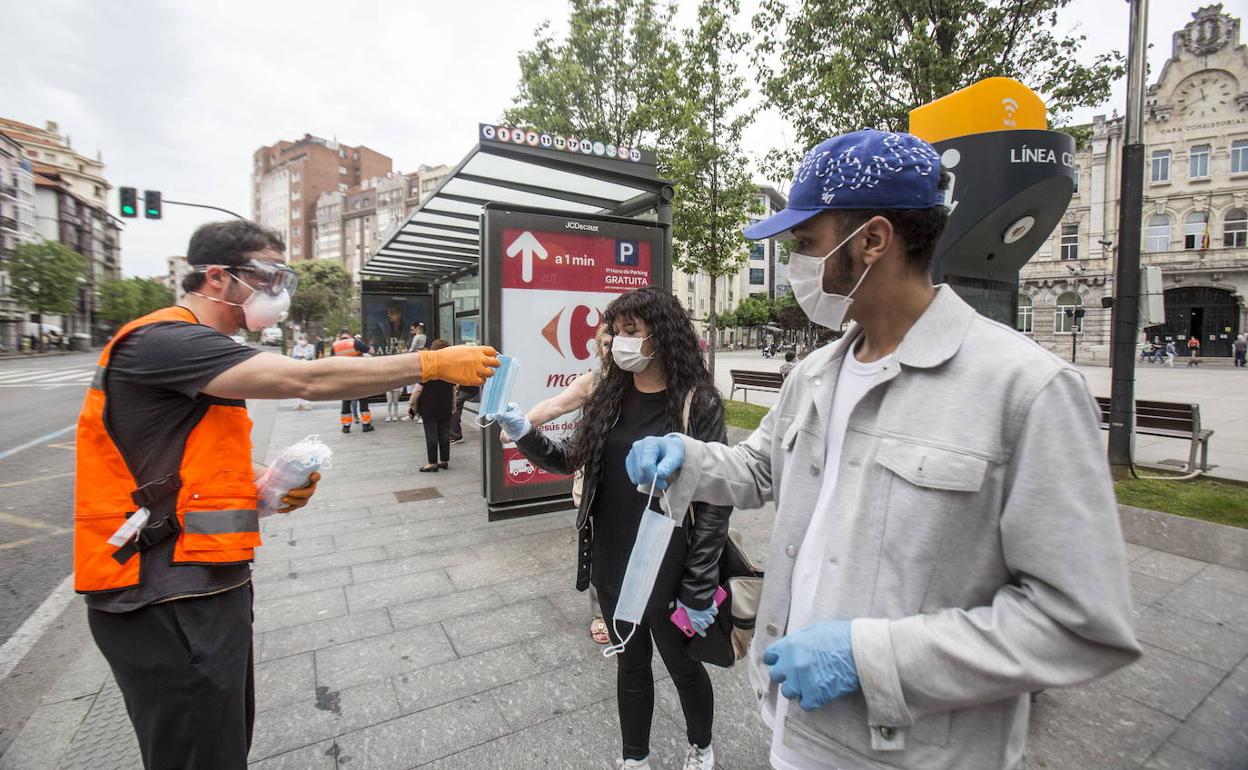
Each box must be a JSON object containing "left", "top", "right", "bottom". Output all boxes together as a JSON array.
[{"left": 708, "top": 278, "right": 717, "bottom": 378}]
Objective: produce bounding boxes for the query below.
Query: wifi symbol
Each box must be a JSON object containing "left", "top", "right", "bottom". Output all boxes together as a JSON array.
[{"left": 1002, "top": 97, "right": 1020, "bottom": 127}]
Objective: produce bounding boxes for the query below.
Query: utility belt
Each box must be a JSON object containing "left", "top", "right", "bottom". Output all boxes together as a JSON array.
[{"left": 111, "top": 473, "right": 182, "bottom": 564}]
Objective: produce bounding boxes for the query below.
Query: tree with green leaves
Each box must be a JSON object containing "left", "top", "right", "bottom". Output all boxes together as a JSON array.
[
  {"left": 98, "top": 277, "right": 174, "bottom": 326},
  {"left": 288, "top": 260, "right": 352, "bottom": 330},
  {"left": 503, "top": 0, "right": 680, "bottom": 147},
  {"left": 666, "top": 0, "right": 757, "bottom": 377},
  {"left": 8, "top": 241, "right": 87, "bottom": 350},
  {"left": 751, "top": 0, "right": 1124, "bottom": 175}
]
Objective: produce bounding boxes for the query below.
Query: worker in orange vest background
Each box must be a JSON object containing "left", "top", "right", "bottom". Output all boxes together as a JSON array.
[
  {"left": 75, "top": 219, "right": 498, "bottom": 769},
  {"left": 332, "top": 328, "right": 374, "bottom": 432}
]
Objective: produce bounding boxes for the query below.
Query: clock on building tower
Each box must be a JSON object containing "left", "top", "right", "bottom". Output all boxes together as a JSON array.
[{"left": 1174, "top": 71, "right": 1237, "bottom": 118}]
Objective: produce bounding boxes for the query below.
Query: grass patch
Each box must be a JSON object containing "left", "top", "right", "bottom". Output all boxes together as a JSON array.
[
  {"left": 724, "top": 400, "right": 770, "bottom": 431},
  {"left": 1115, "top": 474, "right": 1248, "bottom": 529}
]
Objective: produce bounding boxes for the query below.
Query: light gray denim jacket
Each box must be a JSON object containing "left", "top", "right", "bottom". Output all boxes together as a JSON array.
[{"left": 663, "top": 287, "right": 1141, "bottom": 770}]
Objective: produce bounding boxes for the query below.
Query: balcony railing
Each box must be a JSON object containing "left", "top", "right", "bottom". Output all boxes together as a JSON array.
[{"left": 0, "top": 216, "right": 17, "bottom": 232}]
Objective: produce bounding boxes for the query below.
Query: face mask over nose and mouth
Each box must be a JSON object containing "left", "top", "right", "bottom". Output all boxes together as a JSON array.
[
  {"left": 612, "top": 334, "right": 653, "bottom": 372},
  {"left": 787, "top": 220, "right": 873, "bottom": 330}
]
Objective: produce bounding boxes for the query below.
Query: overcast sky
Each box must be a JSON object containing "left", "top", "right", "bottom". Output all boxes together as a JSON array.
[{"left": 1, "top": 0, "right": 1201, "bottom": 278}]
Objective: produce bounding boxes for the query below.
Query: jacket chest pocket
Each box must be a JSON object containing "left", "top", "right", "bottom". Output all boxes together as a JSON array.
[{"left": 871, "top": 438, "right": 987, "bottom": 615}]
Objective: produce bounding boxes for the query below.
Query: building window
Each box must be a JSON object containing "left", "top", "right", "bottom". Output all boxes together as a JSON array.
[
  {"left": 291, "top": 208, "right": 300, "bottom": 219},
  {"left": 1059, "top": 223, "right": 1079, "bottom": 260},
  {"left": 1145, "top": 213, "right": 1170, "bottom": 252},
  {"left": 749, "top": 268, "right": 765, "bottom": 285},
  {"left": 339, "top": 166, "right": 348, "bottom": 175},
  {"left": 750, "top": 242, "right": 765, "bottom": 260},
  {"left": 1232, "top": 141, "right": 1248, "bottom": 174},
  {"left": 1150, "top": 150, "right": 1170, "bottom": 182},
  {"left": 1054, "top": 291, "right": 1082, "bottom": 334},
  {"left": 1184, "top": 211, "right": 1209, "bottom": 250},
  {"left": 1071, "top": 170, "right": 1080, "bottom": 194},
  {"left": 1189, "top": 144, "right": 1211, "bottom": 179},
  {"left": 1016, "top": 294, "right": 1033, "bottom": 333},
  {"left": 291, "top": 225, "right": 300, "bottom": 238},
  {"left": 1225, "top": 208, "right": 1247, "bottom": 248}
]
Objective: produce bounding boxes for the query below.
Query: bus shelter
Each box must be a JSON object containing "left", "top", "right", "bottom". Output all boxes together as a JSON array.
[{"left": 363, "top": 124, "right": 674, "bottom": 517}]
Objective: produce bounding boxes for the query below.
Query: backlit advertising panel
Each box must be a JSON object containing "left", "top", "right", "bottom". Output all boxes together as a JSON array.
[{"left": 482, "top": 204, "right": 669, "bottom": 518}]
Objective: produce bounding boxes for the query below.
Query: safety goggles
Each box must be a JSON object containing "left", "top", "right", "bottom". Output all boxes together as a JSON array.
[{"left": 194, "top": 259, "right": 298, "bottom": 297}]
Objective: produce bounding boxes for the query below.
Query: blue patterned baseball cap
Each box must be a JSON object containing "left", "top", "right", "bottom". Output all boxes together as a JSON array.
[{"left": 745, "top": 130, "right": 944, "bottom": 240}]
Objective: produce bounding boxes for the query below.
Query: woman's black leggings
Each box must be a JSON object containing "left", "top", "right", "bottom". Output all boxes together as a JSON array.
[
  {"left": 422, "top": 416, "right": 451, "bottom": 464},
  {"left": 597, "top": 587, "right": 714, "bottom": 760}
]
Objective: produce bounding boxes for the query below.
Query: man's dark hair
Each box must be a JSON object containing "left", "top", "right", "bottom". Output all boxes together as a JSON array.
[
  {"left": 182, "top": 220, "right": 285, "bottom": 293},
  {"left": 785, "top": 351, "right": 796, "bottom": 362},
  {"left": 831, "top": 170, "right": 951, "bottom": 274}
]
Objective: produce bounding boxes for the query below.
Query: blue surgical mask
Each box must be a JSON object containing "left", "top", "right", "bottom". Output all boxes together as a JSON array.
[
  {"left": 604, "top": 479, "right": 676, "bottom": 657},
  {"left": 476, "top": 354, "right": 519, "bottom": 428}
]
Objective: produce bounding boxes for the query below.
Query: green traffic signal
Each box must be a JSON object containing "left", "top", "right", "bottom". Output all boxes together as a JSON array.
[
  {"left": 119, "top": 187, "right": 138, "bottom": 218},
  {"left": 144, "top": 190, "right": 162, "bottom": 219}
]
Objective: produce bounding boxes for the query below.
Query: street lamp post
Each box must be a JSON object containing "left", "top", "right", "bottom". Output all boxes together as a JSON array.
[{"left": 1067, "top": 263, "right": 1085, "bottom": 364}]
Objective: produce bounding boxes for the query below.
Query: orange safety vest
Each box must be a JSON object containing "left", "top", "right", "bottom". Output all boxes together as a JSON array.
[
  {"left": 73, "top": 306, "right": 261, "bottom": 593},
  {"left": 332, "top": 337, "right": 359, "bottom": 356}
]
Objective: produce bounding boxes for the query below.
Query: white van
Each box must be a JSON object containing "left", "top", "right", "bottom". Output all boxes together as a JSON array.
[{"left": 259, "top": 327, "right": 283, "bottom": 346}]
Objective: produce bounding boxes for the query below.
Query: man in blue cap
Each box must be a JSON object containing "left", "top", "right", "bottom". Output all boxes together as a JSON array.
[{"left": 628, "top": 130, "right": 1139, "bottom": 769}]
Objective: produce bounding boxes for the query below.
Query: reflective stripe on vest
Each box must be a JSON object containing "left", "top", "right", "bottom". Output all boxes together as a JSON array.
[{"left": 73, "top": 306, "right": 261, "bottom": 593}]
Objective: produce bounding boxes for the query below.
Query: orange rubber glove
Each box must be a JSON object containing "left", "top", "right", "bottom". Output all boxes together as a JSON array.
[
  {"left": 278, "top": 471, "right": 320, "bottom": 513},
  {"left": 419, "top": 345, "right": 500, "bottom": 385}
]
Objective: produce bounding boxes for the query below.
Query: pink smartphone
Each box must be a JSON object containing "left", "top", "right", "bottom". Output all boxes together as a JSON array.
[{"left": 670, "top": 586, "right": 729, "bottom": 638}]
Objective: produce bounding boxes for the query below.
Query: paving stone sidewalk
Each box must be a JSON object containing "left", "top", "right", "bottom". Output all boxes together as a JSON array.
[{"left": 2, "top": 399, "right": 1246, "bottom": 769}]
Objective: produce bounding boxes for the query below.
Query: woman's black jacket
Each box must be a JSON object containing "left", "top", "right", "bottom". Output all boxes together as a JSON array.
[{"left": 514, "top": 387, "right": 732, "bottom": 610}]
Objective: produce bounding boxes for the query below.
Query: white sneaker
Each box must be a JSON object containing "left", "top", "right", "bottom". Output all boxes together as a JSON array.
[
  {"left": 384, "top": 416, "right": 393, "bottom": 422},
  {"left": 683, "top": 743, "right": 714, "bottom": 770},
  {"left": 615, "top": 758, "right": 652, "bottom": 770}
]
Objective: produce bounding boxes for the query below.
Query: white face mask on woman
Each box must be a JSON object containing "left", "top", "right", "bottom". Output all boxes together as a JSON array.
[
  {"left": 612, "top": 334, "right": 653, "bottom": 372},
  {"left": 787, "top": 220, "right": 872, "bottom": 330}
]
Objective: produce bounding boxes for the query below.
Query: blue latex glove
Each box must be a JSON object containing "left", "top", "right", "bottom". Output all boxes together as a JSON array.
[
  {"left": 763, "top": 620, "right": 860, "bottom": 711},
  {"left": 626, "top": 433, "right": 685, "bottom": 490},
  {"left": 676, "top": 598, "right": 718, "bottom": 637},
  {"left": 492, "top": 402, "right": 531, "bottom": 440}
]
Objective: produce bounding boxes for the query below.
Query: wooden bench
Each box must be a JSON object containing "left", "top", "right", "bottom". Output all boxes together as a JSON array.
[
  {"left": 730, "top": 370, "right": 785, "bottom": 402},
  {"left": 1094, "top": 396, "right": 1214, "bottom": 472}
]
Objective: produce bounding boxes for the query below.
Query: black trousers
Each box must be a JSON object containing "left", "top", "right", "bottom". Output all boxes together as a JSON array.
[
  {"left": 423, "top": 415, "right": 451, "bottom": 463},
  {"left": 448, "top": 385, "right": 479, "bottom": 441},
  {"left": 88, "top": 584, "right": 255, "bottom": 770},
  {"left": 598, "top": 587, "right": 714, "bottom": 760}
]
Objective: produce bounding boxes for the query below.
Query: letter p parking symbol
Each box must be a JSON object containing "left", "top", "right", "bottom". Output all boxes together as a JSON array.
[{"left": 616, "top": 240, "right": 639, "bottom": 266}]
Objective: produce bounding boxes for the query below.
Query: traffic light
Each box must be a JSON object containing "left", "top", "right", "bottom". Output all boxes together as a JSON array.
[
  {"left": 119, "top": 187, "right": 137, "bottom": 218},
  {"left": 144, "top": 190, "right": 162, "bottom": 219}
]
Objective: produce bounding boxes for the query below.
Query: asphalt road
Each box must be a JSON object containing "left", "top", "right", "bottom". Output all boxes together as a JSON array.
[{"left": 0, "top": 352, "right": 96, "bottom": 647}]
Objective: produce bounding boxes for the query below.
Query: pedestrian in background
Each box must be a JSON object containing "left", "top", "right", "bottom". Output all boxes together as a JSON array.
[
  {"left": 1234, "top": 334, "right": 1246, "bottom": 368},
  {"left": 1187, "top": 335, "right": 1202, "bottom": 366},
  {"left": 493, "top": 287, "right": 730, "bottom": 770},
  {"left": 333, "top": 329, "right": 374, "bottom": 433},
  {"left": 779, "top": 350, "right": 796, "bottom": 378},
  {"left": 1165, "top": 339, "right": 1177, "bottom": 367},
  {"left": 290, "top": 335, "right": 316, "bottom": 410},
  {"left": 404, "top": 322, "right": 428, "bottom": 421},
  {"left": 411, "top": 338, "right": 455, "bottom": 471}
]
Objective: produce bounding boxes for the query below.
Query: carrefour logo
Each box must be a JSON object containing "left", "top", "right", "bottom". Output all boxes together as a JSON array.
[{"left": 541, "top": 304, "right": 603, "bottom": 360}]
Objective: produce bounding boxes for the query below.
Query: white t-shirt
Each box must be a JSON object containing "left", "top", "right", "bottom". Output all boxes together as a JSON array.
[{"left": 769, "top": 345, "right": 892, "bottom": 770}]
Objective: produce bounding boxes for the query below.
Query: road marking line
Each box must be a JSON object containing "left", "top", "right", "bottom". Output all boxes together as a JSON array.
[
  {"left": 0, "top": 369, "right": 52, "bottom": 381},
  {"left": 0, "top": 509, "right": 70, "bottom": 528},
  {"left": 0, "top": 574, "right": 75, "bottom": 683},
  {"left": 0, "top": 536, "right": 41, "bottom": 551},
  {"left": 0, "top": 425, "right": 76, "bottom": 462}
]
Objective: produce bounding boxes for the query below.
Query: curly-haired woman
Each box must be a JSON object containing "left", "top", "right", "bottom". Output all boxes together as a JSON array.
[{"left": 492, "top": 286, "right": 730, "bottom": 770}]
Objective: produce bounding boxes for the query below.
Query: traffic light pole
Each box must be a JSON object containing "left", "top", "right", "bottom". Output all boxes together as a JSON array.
[
  {"left": 160, "top": 198, "right": 246, "bottom": 220},
  {"left": 1107, "top": 0, "right": 1149, "bottom": 479}
]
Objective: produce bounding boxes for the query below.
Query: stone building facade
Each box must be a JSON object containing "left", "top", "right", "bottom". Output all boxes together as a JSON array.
[{"left": 1020, "top": 5, "right": 1248, "bottom": 360}]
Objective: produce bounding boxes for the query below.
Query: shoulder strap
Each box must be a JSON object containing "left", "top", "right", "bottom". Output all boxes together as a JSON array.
[{"left": 680, "top": 388, "right": 696, "bottom": 525}]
